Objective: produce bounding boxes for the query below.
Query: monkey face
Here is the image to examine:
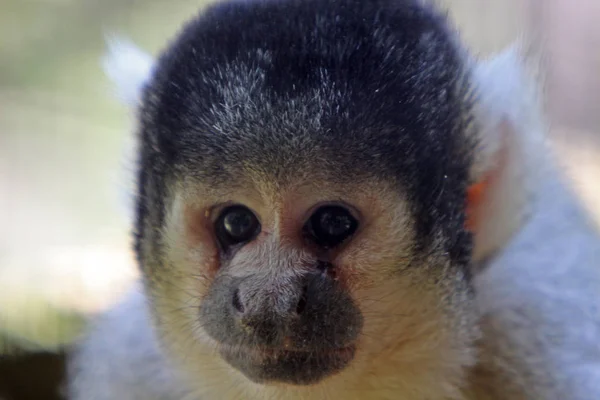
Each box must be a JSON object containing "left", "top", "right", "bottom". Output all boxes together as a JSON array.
[
  {"left": 147, "top": 176, "right": 477, "bottom": 392},
  {"left": 192, "top": 188, "right": 403, "bottom": 385},
  {"left": 135, "top": 0, "right": 481, "bottom": 396},
  {"left": 199, "top": 205, "right": 363, "bottom": 385}
]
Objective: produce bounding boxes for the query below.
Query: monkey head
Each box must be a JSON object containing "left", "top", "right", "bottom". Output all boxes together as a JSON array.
[{"left": 109, "top": 0, "right": 516, "bottom": 397}]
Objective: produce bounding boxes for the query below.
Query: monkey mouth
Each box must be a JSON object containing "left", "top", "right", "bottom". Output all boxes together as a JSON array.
[{"left": 219, "top": 344, "right": 356, "bottom": 385}]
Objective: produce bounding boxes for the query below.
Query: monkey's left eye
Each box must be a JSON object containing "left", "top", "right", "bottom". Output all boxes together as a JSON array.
[
  {"left": 305, "top": 205, "right": 359, "bottom": 249},
  {"left": 215, "top": 205, "right": 260, "bottom": 249}
]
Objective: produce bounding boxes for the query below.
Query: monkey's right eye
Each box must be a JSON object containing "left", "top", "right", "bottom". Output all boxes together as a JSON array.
[{"left": 215, "top": 205, "right": 260, "bottom": 249}]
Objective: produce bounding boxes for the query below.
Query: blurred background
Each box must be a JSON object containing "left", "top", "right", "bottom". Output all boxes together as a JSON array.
[{"left": 1, "top": 0, "right": 599, "bottom": 398}]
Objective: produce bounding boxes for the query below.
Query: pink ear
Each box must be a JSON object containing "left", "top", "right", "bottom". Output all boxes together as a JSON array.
[
  {"left": 465, "top": 177, "right": 490, "bottom": 233},
  {"left": 465, "top": 122, "right": 508, "bottom": 235},
  {"left": 468, "top": 45, "right": 547, "bottom": 263}
]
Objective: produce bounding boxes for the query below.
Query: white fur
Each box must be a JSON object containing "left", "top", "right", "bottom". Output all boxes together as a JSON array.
[
  {"left": 67, "top": 284, "right": 195, "bottom": 400},
  {"left": 102, "top": 35, "right": 155, "bottom": 107},
  {"left": 472, "top": 168, "right": 600, "bottom": 398},
  {"left": 470, "top": 42, "right": 548, "bottom": 263},
  {"left": 469, "top": 42, "right": 600, "bottom": 399}
]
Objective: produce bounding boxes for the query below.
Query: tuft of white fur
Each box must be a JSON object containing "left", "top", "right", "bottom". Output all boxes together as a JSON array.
[
  {"left": 469, "top": 41, "right": 548, "bottom": 263},
  {"left": 102, "top": 35, "right": 155, "bottom": 107},
  {"left": 471, "top": 41, "right": 545, "bottom": 179}
]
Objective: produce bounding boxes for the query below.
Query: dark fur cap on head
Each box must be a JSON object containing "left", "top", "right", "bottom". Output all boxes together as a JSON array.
[{"left": 135, "top": 0, "right": 475, "bottom": 271}]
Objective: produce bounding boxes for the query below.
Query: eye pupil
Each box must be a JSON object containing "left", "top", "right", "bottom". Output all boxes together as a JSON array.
[
  {"left": 224, "top": 210, "right": 254, "bottom": 238},
  {"left": 217, "top": 205, "right": 260, "bottom": 248},
  {"left": 308, "top": 205, "right": 358, "bottom": 248},
  {"left": 319, "top": 210, "right": 352, "bottom": 237}
]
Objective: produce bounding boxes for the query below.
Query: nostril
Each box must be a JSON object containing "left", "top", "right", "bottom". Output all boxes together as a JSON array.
[
  {"left": 233, "top": 288, "right": 245, "bottom": 313},
  {"left": 296, "top": 284, "right": 308, "bottom": 315}
]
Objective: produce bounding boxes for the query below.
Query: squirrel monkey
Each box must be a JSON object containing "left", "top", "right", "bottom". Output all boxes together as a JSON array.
[{"left": 67, "top": 0, "right": 600, "bottom": 399}]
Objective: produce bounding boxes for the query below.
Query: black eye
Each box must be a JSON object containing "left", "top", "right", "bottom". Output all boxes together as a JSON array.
[
  {"left": 306, "top": 205, "right": 358, "bottom": 248},
  {"left": 215, "top": 205, "right": 260, "bottom": 249}
]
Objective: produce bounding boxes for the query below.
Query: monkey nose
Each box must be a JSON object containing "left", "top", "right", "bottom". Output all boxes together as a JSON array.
[
  {"left": 231, "top": 279, "right": 309, "bottom": 339},
  {"left": 232, "top": 284, "right": 308, "bottom": 316}
]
